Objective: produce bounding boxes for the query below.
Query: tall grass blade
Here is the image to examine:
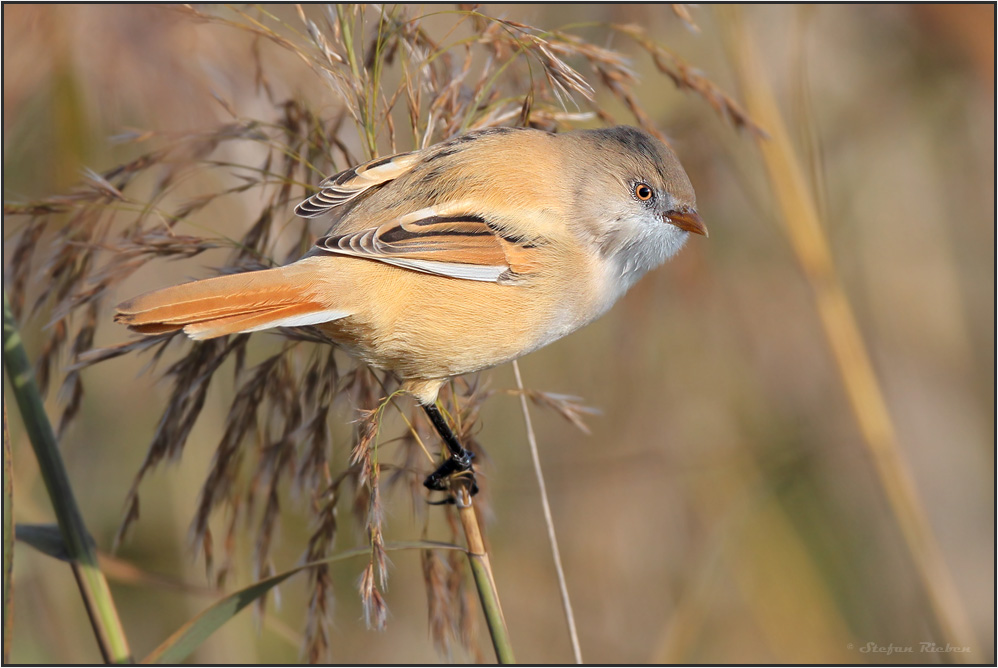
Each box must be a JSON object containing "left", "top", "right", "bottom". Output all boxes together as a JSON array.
[
  {"left": 2, "top": 291, "right": 132, "bottom": 663},
  {"left": 2, "top": 405, "right": 12, "bottom": 664}
]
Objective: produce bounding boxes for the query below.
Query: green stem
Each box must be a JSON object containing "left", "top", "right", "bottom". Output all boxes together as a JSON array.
[
  {"left": 456, "top": 487, "right": 515, "bottom": 663},
  {"left": 467, "top": 553, "right": 516, "bottom": 663},
  {"left": 2, "top": 292, "right": 132, "bottom": 663},
  {"left": 3, "top": 405, "right": 12, "bottom": 664}
]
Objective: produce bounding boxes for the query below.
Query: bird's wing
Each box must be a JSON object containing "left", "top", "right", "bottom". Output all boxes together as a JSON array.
[
  {"left": 313, "top": 203, "right": 540, "bottom": 283},
  {"left": 295, "top": 150, "right": 423, "bottom": 218}
]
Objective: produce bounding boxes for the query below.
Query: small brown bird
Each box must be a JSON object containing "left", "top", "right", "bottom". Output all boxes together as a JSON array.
[{"left": 115, "top": 125, "right": 706, "bottom": 496}]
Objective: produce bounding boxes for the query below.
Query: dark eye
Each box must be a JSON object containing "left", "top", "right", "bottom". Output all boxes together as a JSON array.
[{"left": 633, "top": 182, "right": 654, "bottom": 201}]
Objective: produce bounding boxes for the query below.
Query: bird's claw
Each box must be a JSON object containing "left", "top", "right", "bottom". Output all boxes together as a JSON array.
[{"left": 424, "top": 451, "right": 479, "bottom": 502}]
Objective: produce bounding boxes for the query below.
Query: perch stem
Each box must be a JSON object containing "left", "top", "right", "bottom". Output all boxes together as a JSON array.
[{"left": 455, "top": 483, "right": 516, "bottom": 664}]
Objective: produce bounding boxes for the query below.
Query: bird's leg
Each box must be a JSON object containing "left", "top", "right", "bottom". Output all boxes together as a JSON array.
[{"left": 422, "top": 402, "right": 479, "bottom": 498}]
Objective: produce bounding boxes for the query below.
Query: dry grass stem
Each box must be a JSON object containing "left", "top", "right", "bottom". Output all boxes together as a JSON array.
[
  {"left": 513, "top": 361, "right": 583, "bottom": 662},
  {"left": 721, "top": 7, "right": 977, "bottom": 660}
]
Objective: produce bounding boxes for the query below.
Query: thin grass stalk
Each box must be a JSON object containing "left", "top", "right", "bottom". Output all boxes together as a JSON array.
[
  {"left": 513, "top": 360, "right": 582, "bottom": 663},
  {"left": 454, "top": 483, "right": 515, "bottom": 664},
  {"left": 718, "top": 8, "right": 976, "bottom": 660},
  {"left": 2, "top": 292, "right": 132, "bottom": 663}
]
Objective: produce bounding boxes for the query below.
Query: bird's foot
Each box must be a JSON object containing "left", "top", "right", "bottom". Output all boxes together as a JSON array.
[{"left": 424, "top": 449, "right": 479, "bottom": 503}]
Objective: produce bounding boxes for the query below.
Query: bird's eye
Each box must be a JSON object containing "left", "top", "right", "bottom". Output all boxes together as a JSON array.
[{"left": 633, "top": 182, "right": 654, "bottom": 201}]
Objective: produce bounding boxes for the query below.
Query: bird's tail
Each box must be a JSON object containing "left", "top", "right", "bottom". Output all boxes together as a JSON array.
[{"left": 114, "top": 260, "right": 347, "bottom": 340}]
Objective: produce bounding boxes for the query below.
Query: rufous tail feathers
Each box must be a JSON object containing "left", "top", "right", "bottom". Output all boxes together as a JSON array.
[{"left": 114, "top": 263, "right": 348, "bottom": 340}]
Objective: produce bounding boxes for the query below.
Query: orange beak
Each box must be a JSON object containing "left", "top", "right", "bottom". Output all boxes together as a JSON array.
[{"left": 665, "top": 209, "right": 708, "bottom": 237}]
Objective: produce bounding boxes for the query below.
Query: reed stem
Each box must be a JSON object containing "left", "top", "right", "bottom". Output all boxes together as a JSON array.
[
  {"left": 2, "top": 292, "right": 132, "bottom": 663},
  {"left": 454, "top": 482, "right": 516, "bottom": 664}
]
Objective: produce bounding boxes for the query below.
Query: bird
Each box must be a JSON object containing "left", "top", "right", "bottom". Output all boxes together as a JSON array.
[{"left": 115, "top": 125, "right": 707, "bottom": 498}]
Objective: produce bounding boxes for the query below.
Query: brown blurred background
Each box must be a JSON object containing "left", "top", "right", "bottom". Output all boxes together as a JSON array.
[{"left": 3, "top": 4, "right": 994, "bottom": 664}]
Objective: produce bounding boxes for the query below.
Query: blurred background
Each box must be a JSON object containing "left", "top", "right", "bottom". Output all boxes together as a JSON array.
[{"left": 3, "top": 4, "right": 993, "bottom": 664}]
